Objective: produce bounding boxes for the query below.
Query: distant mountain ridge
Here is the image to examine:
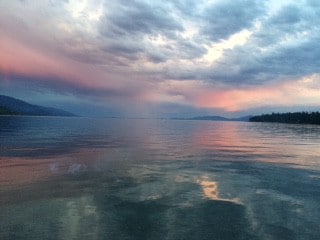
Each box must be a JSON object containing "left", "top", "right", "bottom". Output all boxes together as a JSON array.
[
  {"left": 173, "top": 115, "right": 252, "bottom": 122},
  {"left": 0, "top": 95, "right": 76, "bottom": 117}
]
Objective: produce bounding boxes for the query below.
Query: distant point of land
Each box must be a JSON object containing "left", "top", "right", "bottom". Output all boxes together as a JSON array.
[
  {"left": 0, "top": 95, "right": 76, "bottom": 117},
  {"left": 249, "top": 112, "right": 320, "bottom": 125}
]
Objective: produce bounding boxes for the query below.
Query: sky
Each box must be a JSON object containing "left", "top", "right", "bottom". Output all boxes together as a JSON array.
[{"left": 1, "top": 0, "right": 320, "bottom": 117}]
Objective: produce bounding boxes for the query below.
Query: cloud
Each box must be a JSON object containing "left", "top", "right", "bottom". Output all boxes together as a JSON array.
[
  {"left": 1, "top": 0, "right": 320, "bottom": 116},
  {"left": 204, "top": 1, "right": 320, "bottom": 87},
  {"left": 192, "top": 75, "right": 320, "bottom": 112},
  {"left": 200, "top": 0, "right": 265, "bottom": 41},
  {"left": 97, "top": 0, "right": 186, "bottom": 64},
  {"left": 100, "top": 0, "right": 183, "bottom": 37}
]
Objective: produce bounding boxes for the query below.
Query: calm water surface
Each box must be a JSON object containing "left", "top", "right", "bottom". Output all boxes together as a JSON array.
[{"left": 0, "top": 117, "right": 320, "bottom": 240}]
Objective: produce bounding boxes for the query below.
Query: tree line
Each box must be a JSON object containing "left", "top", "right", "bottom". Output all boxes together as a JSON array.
[
  {"left": 0, "top": 106, "right": 16, "bottom": 115},
  {"left": 249, "top": 112, "right": 320, "bottom": 125}
]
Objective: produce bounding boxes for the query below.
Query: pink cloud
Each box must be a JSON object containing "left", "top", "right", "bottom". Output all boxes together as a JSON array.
[
  {"left": 142, "top": 78, "right": 317, "bottom": 113},
  {"left": 192, "top": 79, "right": 320, "bottom": 112},
  {"left": 0, "top": 30, "right": 154, "bottom": 104},
  {"left": 194, "top": 86, "right": 287, "bottom": 111}
]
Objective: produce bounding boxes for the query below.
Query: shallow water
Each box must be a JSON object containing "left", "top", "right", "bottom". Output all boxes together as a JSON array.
[{"left": 0, "top": 117, "right": 320, "bottom": 240}]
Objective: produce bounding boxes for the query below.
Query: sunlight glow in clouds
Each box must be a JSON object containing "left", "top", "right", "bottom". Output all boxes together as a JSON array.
[
  {"left": 66, "top": 0, "right": 104, "bottom": 22},
  {"left": 1, "top": 0, "right": 320, "bottom": 116},
  {"left": 203, "top": 29, "right": 253, "bottom": 64}
]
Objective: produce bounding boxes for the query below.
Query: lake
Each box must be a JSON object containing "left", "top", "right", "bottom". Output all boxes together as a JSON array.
[{"left": 0, "top": 116, "right": 320, "bottom": 240}]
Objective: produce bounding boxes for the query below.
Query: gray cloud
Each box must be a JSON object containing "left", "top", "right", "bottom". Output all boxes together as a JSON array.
[
  {"left": 2, "top": 0, "right": 320, "bottom": 116},
  {"left": 100, "top": 0, "right": 183, "bottom": 37},
  {"left": 201, "top": 2, "right": 320, "bottom": 86},
  {"left": 270, "top": 5, "right": 302, "bottom": 25},
  {"left": 97, "top": 0, "right": 208, "bottom": 64},
  {"left": 253, "top": 4, "right": 313, "bottom": 46},
  {"left": 168, "top": 0, "right": 201, "bottom": 16},
  {"left": 201, "top": 0, "right": 265, "bottom": 41},
  {"left": 261, "top": 37, "right": 320, "bottom": 77},
  {"left": 96, "top": 1, "right": 175, "bottom": 63}
]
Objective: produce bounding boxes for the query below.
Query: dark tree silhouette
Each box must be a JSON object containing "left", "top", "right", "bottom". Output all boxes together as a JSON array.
[
  {"left": 249, "top": 112, "right": 320, "bottom": 125},
  {"left": 0, "top": 106, "right": 16, "bottom": 115}
]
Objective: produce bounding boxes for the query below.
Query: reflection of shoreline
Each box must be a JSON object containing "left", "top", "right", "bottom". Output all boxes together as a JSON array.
[{"left": 198, "top": 178, "right": 241, "bottom": 204}]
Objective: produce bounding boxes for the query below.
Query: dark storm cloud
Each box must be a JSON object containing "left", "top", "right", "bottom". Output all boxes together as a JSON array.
[{"left": 201, "top": 0, "right": 265, "bottom": 41}]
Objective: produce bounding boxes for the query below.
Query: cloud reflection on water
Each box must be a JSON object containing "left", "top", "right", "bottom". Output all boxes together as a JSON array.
[
  {"left": 1, "top": 118, "right": 320, "bottom": 239},
  {"left": 198, "top": 177, "right": 241, "bottom": 204}
]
